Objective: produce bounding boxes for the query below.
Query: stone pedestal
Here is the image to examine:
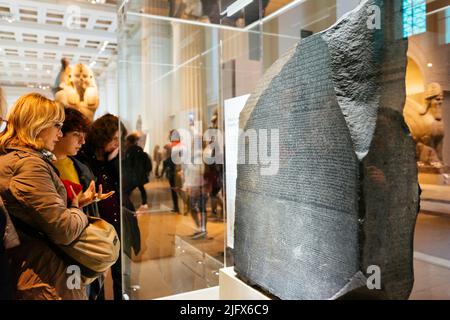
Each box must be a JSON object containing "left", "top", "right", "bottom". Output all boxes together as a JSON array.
[{"left": 219, "top": 267, "right": 271, "bottom": 300}]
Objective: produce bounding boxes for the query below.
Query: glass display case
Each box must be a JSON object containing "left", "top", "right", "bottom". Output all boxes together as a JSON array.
[
  {"left": 117, "top": 0, "right": 265, "bottom": 300},
  {"left": 118, "top": 0, "right": 449, "bottom": 300}
]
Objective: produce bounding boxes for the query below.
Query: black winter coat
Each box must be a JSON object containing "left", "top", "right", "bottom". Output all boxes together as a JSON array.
[
  {"left": 123, "top": 145, "right": 152, "bottom": 191},
  {"left": 76, "top": 146, "right": 141, "bottom": 258}
]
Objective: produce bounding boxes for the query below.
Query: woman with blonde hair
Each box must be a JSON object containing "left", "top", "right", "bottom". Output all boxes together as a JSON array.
[{"left": 0, "top": 93, "right": 89, "bottom": 300}]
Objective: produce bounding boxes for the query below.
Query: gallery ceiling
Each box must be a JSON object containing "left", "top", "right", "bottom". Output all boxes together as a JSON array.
[
  {"left": 0, "top": 0, "right": 297, "bottom": 89},
  {"left": 0, "top": 0, "right": 121, "bottom": 89},
  {"left": 0, "top": 0, "right": 311, "bottom": 90}
]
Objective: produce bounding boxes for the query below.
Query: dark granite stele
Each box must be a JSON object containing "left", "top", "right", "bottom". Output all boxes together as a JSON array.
[{"left": 233, "top": 0, "right": 419, "bottom": 300}]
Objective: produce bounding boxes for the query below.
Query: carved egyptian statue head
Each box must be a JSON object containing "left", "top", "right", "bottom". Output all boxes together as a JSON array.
[
  {"left": 72, "top": 64, "right": 96, "bottom": 93},
  {"left": 54, "top": 63, "right": 99, "bottom": 121}
]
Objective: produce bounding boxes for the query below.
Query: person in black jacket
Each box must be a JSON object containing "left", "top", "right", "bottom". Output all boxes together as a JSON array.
[
  {"left": 124, "top": 133, "right": 152, "bottom": 211},
  {"left": 160, "top": 130, "right": 182, "bottom": 213},
  {"left": 77, "top": 114, "right": 141, "bottom": 300}
]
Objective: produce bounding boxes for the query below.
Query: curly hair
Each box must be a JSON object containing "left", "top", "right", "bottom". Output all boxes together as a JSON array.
[
  {"left": 62, "top": 107, "right": 91, "bottom": 136},
  {"left": 86, "top": 113, "right": 119, "bottom": 151}
]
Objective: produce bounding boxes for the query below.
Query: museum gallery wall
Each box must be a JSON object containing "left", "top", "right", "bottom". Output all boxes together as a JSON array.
[{"left": 234, "top": 0, "right": 419, "bottom": 300}]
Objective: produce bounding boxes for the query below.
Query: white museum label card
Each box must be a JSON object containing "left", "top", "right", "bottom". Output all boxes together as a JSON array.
[{"left": 225, "top": 94, "right": 250, "bottom": 249}]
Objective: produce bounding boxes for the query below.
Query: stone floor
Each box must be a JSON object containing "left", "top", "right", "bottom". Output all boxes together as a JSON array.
[
  {"left": 105, "top": 177, "right": 226, "bottom": 300},
  {"left": 410, "top": 259, "right": 450, "bottom": 300},
  {"left": 414, "top": 213, "right": 450, "bottom": 261},
  {"left": 104, "top": 178, "right": 450, "bottom": 300},
  {"left": 410, "top": 213, "right": 450, "bottom": 300}
]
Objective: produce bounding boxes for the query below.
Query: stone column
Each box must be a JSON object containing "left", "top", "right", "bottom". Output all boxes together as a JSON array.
[
  {"left": 140, "top": 18, "right": 173, "bottom": 152},
  {"left": 173, "top": 23, "right": 207, "bottom": 131}
]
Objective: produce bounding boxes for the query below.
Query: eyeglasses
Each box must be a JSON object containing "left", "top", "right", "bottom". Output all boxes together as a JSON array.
[{"left": 0, "top": 117, "right": 7, "bottom": 130}]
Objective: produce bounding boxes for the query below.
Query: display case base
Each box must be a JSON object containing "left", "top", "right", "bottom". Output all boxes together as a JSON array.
[
  {"left": 219, "top": 267, "right": 271, "bottom": 300},
  {"left": 157, "top": 286, "right": 219, "bottom": 300}
]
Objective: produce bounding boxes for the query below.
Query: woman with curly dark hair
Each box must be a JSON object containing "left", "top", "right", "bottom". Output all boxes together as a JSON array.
[
  {"left": 76, "top": 114, "right": 140, "bottom": 300},
  {"left": 77, "top": 114, "right": 121, "bottom": 230}
]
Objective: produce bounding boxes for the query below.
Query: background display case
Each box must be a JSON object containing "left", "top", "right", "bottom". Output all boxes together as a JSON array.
[{"left": 118, "top": 0, "right": 450, "bottom": 300}]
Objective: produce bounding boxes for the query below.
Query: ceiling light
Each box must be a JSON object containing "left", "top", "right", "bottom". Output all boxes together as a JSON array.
[
  {"left": 427, "top": 63, "right": 433, "bottom": 68},
  {"left": 222, "top": 0, "right": 253, "bottom": 17},
  {"left": 99, "top": 41, "right": 109, "bottom": 53}
]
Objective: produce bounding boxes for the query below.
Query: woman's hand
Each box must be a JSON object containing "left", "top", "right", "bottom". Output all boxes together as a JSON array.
[
  {"left": 69, "top": 185, "right": 80, "bottom": 208},
  {"left": 78, "top": 180, "right": 96, "bottom": 208},
  {"left": 79, "top": 181, "right": 115, "bottom": 208},
  {"left": 94, "top": 184, "right": 115, "bottom": 203}
]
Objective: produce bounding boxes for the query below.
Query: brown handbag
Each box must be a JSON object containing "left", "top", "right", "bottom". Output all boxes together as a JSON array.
[
  {"left": 10, "top": 215, "right": 120, "bottom": 284},
  {"left": 59, "top": 216, "right": 120, "bottom": 280}
]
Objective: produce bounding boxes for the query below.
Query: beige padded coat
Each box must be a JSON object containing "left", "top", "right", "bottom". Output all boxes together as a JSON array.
[{"left": 0, "top": 146, "right": 89, "bottom": 300}]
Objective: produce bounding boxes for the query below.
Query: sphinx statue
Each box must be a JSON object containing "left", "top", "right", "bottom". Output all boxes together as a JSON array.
[
  {"left": 54, "top": 62, "right": 99, "bottom": 121},
  {"left": 404, "top": 82, "right": 445, "bottom": 167}
]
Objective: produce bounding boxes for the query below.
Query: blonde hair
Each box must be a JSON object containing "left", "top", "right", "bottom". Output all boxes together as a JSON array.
[{"left": 0, "top": 93, "right": 65, "bottom": 152}]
